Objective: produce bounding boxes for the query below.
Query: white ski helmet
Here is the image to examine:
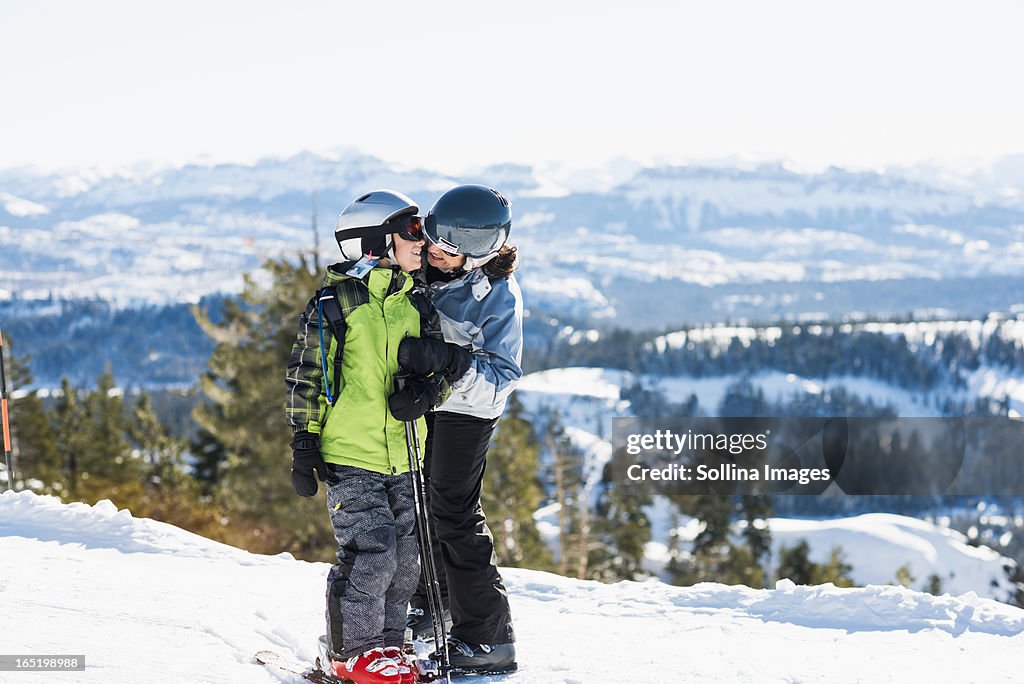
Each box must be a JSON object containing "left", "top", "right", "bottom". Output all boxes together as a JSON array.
[{"left": 335, "top": 189, "right": 420, "bottom": 261}]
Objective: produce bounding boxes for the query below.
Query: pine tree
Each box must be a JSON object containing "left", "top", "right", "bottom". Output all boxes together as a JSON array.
[
  {"left": 545, "top": 409, "right": 589, "bottom": 578},
  {"left": 894, "top": 564, "right": 916, "bottom": 588},
  {"left": 126, "top": 391, "right": 228, "bottom": 538},
  {"left": 2, "top": 334, "right": 59, "bottom": 492},
  {"left": 483, "top": 395, "right": 554, "bottom": 571},
  {"left": 924, "top": 573, "right": 944, "bottom": 596},
  {"left": 670, "top": 495, "right": 770, "bottom": 587},
  {"left": 688, "top": 495, "right": 733, "bottom": 559},
  {"left": 84, "top": 369, "right": 133, "bottom": 477},
  {"left": 190, "top": 424, "right": 228, "bottom": 496},
  {"left": 775, "top": 539, "right": 815, "bottom": 585},
  {"left": 739, "top": 495, "right": 773, "bottom": 583},
  {"left": 588, "top": 462, "right": 652, "bottom": 582},
  {"left": 813, "top": 547, "right": 854, "bottom": 587},
  {"left": 53, "top": 378, "right": 90, "bottom": 499},
  {"left": 129, "top": 392, "right": 189, "bottom": 490},
  {"left": 78, "top": 369, "right": 145, "bottom": 504},
  {"left": 193, "top": 256, "right": 332, "bottom": 558},
  {"left": 775, "top": 540, "right": 854, "bottom": 587},
  {"left": 664, "top": 510, "right": 690, "bottom": 585},
  {"left": 1005, "top": 563, "right": 1024, "bottom": 608}
]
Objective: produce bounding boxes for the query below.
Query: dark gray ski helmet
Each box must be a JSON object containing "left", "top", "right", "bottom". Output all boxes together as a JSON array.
[
  {"left": 425, "top": 185, "right": 511, "bottom": 269},
  {"left": 335, "top": 189, "right": 419, "bottom": 260}
]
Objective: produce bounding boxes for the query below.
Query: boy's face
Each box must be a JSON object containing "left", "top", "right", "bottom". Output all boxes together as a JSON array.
[{"left": 391, "top": 232, "right": 424, "bottom": 273}]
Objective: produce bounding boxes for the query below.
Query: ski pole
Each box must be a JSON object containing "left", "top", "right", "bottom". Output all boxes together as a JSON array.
[
  {"left": 408, "top": 417, "right": 451, "bottom": 683},
  {"left": 397, "top": 375, "right": 451, "bottom": 683},
  {"left": 0, "top": 330, "right": 13, "bottom": 492}
]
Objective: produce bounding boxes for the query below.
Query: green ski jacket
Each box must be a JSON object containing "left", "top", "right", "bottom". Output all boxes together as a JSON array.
[{"left": 285, "top": 263, "right": 447, "bottom": 475}]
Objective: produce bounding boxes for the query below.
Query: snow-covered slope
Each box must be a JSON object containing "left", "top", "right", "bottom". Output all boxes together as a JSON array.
[
  {"left": 1, "top": 491, "right": 1022, "bottom": 683},
  {"left": 646, "top": 512, "right": 1017, "bottom": 601},
  {"left": 767, "top": 514, "right": 1016, "bottom": 597}
]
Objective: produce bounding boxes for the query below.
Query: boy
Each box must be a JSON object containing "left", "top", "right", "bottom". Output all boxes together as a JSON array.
[{"left": 285, "top": 189, "right": 471, "bottom": 684}]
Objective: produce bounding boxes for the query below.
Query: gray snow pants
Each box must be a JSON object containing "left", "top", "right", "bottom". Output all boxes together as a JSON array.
[{"left": 324, "top": 463, "right": 419, "bottom": 659}]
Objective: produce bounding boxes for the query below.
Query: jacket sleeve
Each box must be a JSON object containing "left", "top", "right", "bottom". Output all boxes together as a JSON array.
[
  {"left": 285, "top": 290, "right": 331, "bottom": 434},
  {"left": 412, "top": 285, "right": 453, "bottom": 406},
  {"left": 450, "top": 278, "right": 524, "bottom": 410}
]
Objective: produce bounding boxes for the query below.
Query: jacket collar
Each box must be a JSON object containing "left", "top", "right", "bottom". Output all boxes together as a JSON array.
[{"left": 430, "top": 266, "right": 491, "bottom": 302}]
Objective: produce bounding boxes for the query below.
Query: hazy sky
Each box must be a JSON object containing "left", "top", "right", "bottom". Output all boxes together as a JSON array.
[{"left": 3, "top": 0, "right": 1023, "bottom": 173}]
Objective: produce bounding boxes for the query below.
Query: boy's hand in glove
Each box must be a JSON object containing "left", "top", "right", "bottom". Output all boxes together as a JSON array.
[
  {"left": 389, "top": 375, "right": 442, "bottom": 421},
  {"left": 397, "top": 337, "right": 472, "bottom": 383},
  {"left": 290, "top": 430, "right": 326, "bottom": 497}
]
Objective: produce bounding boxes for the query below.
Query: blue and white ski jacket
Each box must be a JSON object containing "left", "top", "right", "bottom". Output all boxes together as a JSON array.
[{"left": 429, "top": 268, "right": 523, "bottom": 420}]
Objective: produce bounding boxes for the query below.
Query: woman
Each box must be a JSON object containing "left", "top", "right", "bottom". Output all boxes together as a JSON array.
[{"left": 398, "top": 184, "right": 523, "bottom": 675}]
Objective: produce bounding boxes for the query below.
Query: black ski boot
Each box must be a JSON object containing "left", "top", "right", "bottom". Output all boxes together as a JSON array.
[
  {"left": 406, "top": 607, "right": 452, "bottom": 641},
  {"left": 445, "top": 638, "right": 517, "bottom": 675}
]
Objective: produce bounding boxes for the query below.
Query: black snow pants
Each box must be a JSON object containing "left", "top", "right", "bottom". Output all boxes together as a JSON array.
[{"left": 411, "top": 411, "right": 515, "bottom": 645}]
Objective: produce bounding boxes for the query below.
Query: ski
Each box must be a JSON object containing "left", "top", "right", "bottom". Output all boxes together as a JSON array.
[
  {"left": 450, "top": 667, "right": 517, "bottom": 679},
  {"left": 256, "top": 647, "right": 517, "bottom": 683},
  {"left": 254, "top": 650, "right": 340, "bottom": 683}
]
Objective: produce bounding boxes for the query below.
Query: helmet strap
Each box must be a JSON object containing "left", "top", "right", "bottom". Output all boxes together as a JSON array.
[{"left": 464, "top": 251, "right": 499, "bottom": 271}]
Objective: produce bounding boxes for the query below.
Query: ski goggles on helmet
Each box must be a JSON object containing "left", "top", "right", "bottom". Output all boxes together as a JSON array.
[
  {"left": 389, "top": 215, "right": 424, "bottom": 241},
  {"left": 423, "top": 229, "right": 462, "bottom": 255}
]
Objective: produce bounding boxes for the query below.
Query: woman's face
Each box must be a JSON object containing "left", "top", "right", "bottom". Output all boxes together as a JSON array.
[
  {"left": 391, "top": 232, "right": 424, "bottom": 273},
  {"left": 426, "top": 242, "right": 467, "bottom": 271}
]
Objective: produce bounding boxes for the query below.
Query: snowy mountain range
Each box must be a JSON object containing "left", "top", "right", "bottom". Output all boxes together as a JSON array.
[
  {"left": 3, "top": 151, "right": 1024, "bottom": 326},
  {"left": 2, "top": 490, "right": 1022, "bottom": 683}
]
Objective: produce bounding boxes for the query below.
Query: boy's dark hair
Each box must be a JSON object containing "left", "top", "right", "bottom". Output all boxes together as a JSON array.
[{"left": 482, "top": 245, "right": 518, "bottom": 279}]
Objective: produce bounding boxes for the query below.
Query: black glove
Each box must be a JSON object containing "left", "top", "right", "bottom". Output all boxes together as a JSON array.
[
  {"left": 388, "top": 375, "right": 442, "bottom": 421},
  {"left": 290, "top": 430, "right": 326, "bottom": 497},
  {"left": 397, "top": 337, "right": 472, "bottom": 382}
]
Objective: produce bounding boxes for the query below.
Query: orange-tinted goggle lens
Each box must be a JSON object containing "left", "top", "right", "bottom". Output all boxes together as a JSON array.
[{"left": 396, "top": 215, "right": 424, "bottom": 241}]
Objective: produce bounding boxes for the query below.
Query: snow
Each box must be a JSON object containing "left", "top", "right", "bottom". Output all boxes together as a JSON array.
[
  {"left": 0, "top": 193, "right": 49, "bottom": 217},
  {"left": 5, "top": 153, "right": 1024, "bottom": 317},
  {"left": 517, "top": 365, "right": 941, "bottom": 427},
  {"left": 622, "top": 168, "right": 975, "bottom": 223},
  {"left": 967, "top": 368, "right": 1024, "bottom": 416},
  {"left": 640, "top": 317, "right": 1024, "bottom": 414},
  {"left": 518, "top": 367, "right": 626, "bottom": 402},
  {"left": 1, "top": 491, "right": 1022, "bottom": 683},
  {"left": 746, "top": 371, "right": 940, "bottom": 416},
  {"left": 762, "top": 514, "right": 1015, "bottom": 600},
  {"left": 521, "top": 273, "right": 614, "bottom": 318},
  {"left": 516, "top": 367, "right": 629, "bottom": 440}
]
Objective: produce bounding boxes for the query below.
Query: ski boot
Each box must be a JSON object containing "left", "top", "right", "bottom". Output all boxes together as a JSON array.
[
  {"left": 406, "top": 607, "right": 452, "bottom": 642},
  {"left": 443, "top": 638, "right": 517, "bottom": 676},
  {"left": 382, "top": 646, "right": 417, "bottom": 684},
  {"left": 318, "top": 636, "right": 405, "bottom": 684}
]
